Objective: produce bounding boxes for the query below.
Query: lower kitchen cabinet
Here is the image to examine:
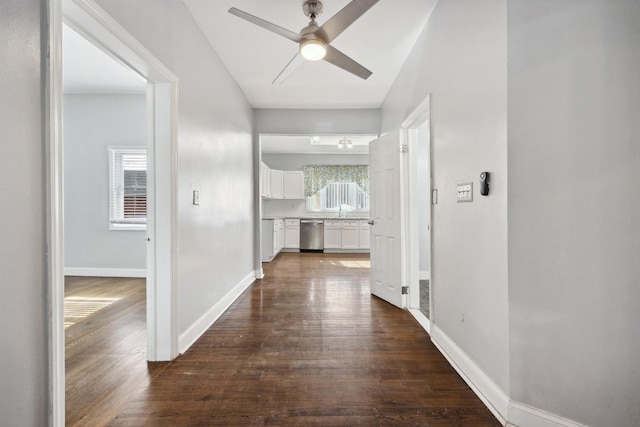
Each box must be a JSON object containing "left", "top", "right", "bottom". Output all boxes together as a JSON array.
[
  {"left": 359, "top": 220, "right": 370, "bottom": 249},
  {"left": 323, "top": 219, "right": 370, "bottom": 252},
  {"left": 341, "top": 221, "right": 360, "bottom": 249},
  {"left": 284, "top": 219, "right": 300, "bottom": 249},
  {"left": 323, "top": 220, "right": 342, "bottom": 249},
  {"left": 262, "top": 219, "right": 285, "bottom": 262}
]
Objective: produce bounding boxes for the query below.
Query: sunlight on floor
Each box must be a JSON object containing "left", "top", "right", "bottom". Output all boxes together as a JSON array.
[
  {"left": 64, "top": 296, "right": 122, "bottom": 328},
  {"left": 338, "top": 260, "right": 370, "bottom": 268}
]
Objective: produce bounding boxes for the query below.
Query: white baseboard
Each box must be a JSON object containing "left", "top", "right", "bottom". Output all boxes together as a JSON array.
[
  {"left": 64, "top": 267, "right": 146, "bottom": 278},
  {"left": 179, "top": 271, "right": 256, "bottom": 354},
  {"left": 419, "top": 270, "right": 430, "bottom": 281},
  {"left": 431, "top": 325, "right": 509, "bottom": 425},
  {"left": 507, "top": 401, "right": 587, "bottom": 427},
  {"left": 409, "top": 308, "right": 431, "bottom": 335},
  {"left": 430, "top": 325, "right": 590, "bottom": 427},
  {"left": 255, "top": 268, "right": 264, "bottom": 279}
]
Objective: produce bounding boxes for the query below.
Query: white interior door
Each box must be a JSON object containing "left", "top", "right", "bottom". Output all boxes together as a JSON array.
[{"left": 369, "top": 131, "right": 403, "bottom": 308}]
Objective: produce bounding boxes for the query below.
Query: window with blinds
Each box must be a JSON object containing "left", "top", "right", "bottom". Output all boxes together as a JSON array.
[
  {"left": 108, "top": 147, "right": 147, "bottom": 230},
  {"left": 306, "top": 182, "right": 369, "bottom": 213}
]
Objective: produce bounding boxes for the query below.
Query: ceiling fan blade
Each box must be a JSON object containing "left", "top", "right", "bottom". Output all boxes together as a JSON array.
[
  {"left": 318, "top": 0, "right": 379, "bottom": 43},
  {"left": 228, "top": 7, "right": 302, "bottom": 43},
  {"left": 323, "top": 45, "right": 372, "bottom": 80},
  {"left": 272, "top": 53, "right": 305, "bottom": 85}
]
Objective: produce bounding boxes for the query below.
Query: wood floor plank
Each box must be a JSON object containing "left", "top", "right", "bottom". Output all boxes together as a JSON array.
[
  {"left": 106, "top": 253, "right": 500, "bottom": 426},
  {"left": 65, "top": 276, "right": 170, "bottom": 427}
]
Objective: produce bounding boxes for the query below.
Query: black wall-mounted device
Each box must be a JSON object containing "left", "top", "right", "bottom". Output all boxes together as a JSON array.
[{"left": 480, "top": 172, "right": 490, "bottom": 196}]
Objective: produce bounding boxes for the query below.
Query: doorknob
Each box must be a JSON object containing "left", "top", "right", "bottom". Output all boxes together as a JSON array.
[{"left": 367, "top": 220, "right": 375, "bottom": 225}]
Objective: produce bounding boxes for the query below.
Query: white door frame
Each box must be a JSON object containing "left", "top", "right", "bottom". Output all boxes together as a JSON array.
[
  {"left": 49, "top": 0, "right": 179, "bottom": 424},
  {"left": 400, "top": 95, "right": 432, "bottom": 333}
]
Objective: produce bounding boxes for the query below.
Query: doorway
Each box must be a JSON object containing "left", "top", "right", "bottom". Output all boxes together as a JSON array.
[
  {"left": 404, "top": 96, "right": 432, "bottom": 332},
  {"left": 259, "top": 133, "right": 375, "bottom": 268},
  {"left": 51, "top": 0, "right": 179, "bottom": 423},
  {"left": 62, "top": 22, "right": 152, "bottom": 424}
]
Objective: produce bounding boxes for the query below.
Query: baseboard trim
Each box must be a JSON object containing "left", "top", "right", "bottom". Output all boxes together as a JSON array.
[
  {"left": 507, "top": 401, "right": 587, "bottom": 427},
  {"left": 179, "top": 271, "right": 256, "bottom": 354},
  {"left": 255, "top": 268, "right": 264, "bottom": 279},
  {"left": 64, "top": 267, "right": 146, "bottom": 278},
  {"left": 408, "top": 308, "right": 431, "bottom": 335},
  {"left": 430, "top": 325, "right": 508, "bottom": 425},
  {"left": 419, "top": 270, "right": 430, "bottom": 281}
]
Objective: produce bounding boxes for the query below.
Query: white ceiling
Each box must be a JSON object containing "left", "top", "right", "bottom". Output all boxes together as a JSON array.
[
  {"left": 63, "top": 25, "right": 147, "bottom": 94},
  {"left": 183, "top": 0, "right": 438, "bottom": 109},
  {"left": 62, "top": 1, "right": 439, "bottom": 106},
  {"left": 62, "top": 1, "right": 438, "bottom": 154}
]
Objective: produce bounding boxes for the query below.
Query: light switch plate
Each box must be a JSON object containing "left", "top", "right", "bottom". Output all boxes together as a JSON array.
[
  {"left": 457, "top": 182, "right": 473, "bottom": 203},
  {"left": 192, "top": 190, "right": 200, "bottom": 205}
]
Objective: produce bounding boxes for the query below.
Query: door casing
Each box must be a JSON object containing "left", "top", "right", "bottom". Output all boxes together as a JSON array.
[
  {"left": 401, "top": 95, "right": 433, "bottom": 333},
  {"left": 49, "top": 0, "right": 180, "bottom": 424}
]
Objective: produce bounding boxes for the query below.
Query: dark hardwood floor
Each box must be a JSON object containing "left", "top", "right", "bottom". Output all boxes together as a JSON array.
[
  {"left": 67, "top": 253, "right": 500, "bottom": 426},
  {"left": 65, "top": 276, "right": 169, "bottom": 426}
]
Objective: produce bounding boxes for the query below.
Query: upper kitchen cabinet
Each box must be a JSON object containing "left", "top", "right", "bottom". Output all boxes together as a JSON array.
[
  {"left": 283, "top": 171, "right": 304, "bottom": 199},
  {"left": 270, "top": 169, "right": 284, "bottom": 199},
  {"left": 260, "top": 161, "right": 272, "bottom": 198},
  {"left": 261, "top": 162, "right": 304, "bottom": 200}
]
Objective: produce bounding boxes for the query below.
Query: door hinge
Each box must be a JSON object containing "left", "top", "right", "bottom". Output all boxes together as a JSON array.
[
  {"left": 401, "top": 286, "right": 409, "bottom": 295},
  {"left": 400, "top": 144, "right": 408, "bottom": 153}
]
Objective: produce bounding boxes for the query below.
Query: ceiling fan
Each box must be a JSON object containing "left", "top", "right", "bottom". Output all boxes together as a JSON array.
[{"left": 229, "top": 0, "right": 379, "bottom": 84}]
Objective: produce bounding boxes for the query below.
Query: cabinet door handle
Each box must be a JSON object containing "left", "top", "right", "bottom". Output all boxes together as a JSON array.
[{"left": 367, "top": 220, "right": 374, "bottom": 225}]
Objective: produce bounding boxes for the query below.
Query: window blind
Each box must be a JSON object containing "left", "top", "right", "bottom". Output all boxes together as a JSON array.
[{"left": 108, "top": 148, "right": 147, "bottom": 229}]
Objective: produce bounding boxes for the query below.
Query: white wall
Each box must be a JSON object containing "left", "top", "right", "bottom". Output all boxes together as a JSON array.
[
  {"left": 381, "top": 0, "right": 509, "bottom": 400},
  {"left": 262, "top": 153, "right": 369, "bottom": 171},
  {"left": 93, "top": 0, "right": 255, "bottom": 338},
  {"left": 0, "top": 0, "right": 48, "bottom": 424},
  {"left": 254, "top": 109, "right": 380, "bottom": 136},
  {"left": 507, "top": 2, "right": 640, "bottom": 426},
  {"left": 64, "top": 94, "right": 146, "bottom": 273},
  {"left": 262, "top": 153, "right": 369, "bottom": 218}
]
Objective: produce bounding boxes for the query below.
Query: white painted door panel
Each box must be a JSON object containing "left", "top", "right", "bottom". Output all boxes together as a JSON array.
[{"left": 369, "top": 132, "right": 403, "bottom": 308}]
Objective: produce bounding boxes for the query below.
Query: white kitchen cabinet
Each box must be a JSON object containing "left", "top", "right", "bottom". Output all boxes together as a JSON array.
[
  {"left": 283, "top": 171, "right": 304, "bottom": 199},
  {"left": 270, "top": 169, "right": 283, "bottom": 199},
  {"left": 260, "top": 161, "right": 271, "bottom": 198},
  {"left": 359, "top": 220, "right": 370, "bottom": 249},
  {"left": 284, "top": 219, "right": 300, "bottom": 249},
  {"left": 262, "top": 219, "right": 285, "bottom": 262},
  {"left": 323, "top": 220, "right": 342, "bottom": 249},
  {"left": 321, "top": 219, "right": 371, "bottom": 252},
  {"left": 341, "top": 220, "right": 360, "bottom": 249},
  {"left": 262, "top": 219, "right": 275, "bottom": 262},
  {"left": 274, "top": 219, "right": 284, "bottom": 254}
]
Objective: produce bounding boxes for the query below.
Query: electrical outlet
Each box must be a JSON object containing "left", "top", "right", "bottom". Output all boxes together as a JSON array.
[{"left": 192, "top": 190, "right": 200, "bottom": 206}]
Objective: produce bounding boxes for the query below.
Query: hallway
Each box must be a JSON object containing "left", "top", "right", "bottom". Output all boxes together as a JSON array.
[{"left": 100, "top": 252, "right": 499, "bottom": 426}]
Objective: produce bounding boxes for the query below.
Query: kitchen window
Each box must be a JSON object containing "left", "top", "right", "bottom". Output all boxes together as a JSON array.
[
  {"left": 108, "top": 147, "right": 147, "bottom": 230},
  {"left": 304, "top": 165, "right": 369, "bottom": 213}
]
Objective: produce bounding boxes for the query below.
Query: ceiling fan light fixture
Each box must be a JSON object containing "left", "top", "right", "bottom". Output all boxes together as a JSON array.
[
  {"left": 300, "top": 38, "right": 327, "bottom": 61},
  {"left": 338, "top": 138, "right": 353, "bottom": 149}
]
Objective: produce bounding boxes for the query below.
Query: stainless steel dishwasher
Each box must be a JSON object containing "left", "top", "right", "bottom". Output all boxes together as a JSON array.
[{"left": 300, "top": 219, "right": 324, "bottom": 252}]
